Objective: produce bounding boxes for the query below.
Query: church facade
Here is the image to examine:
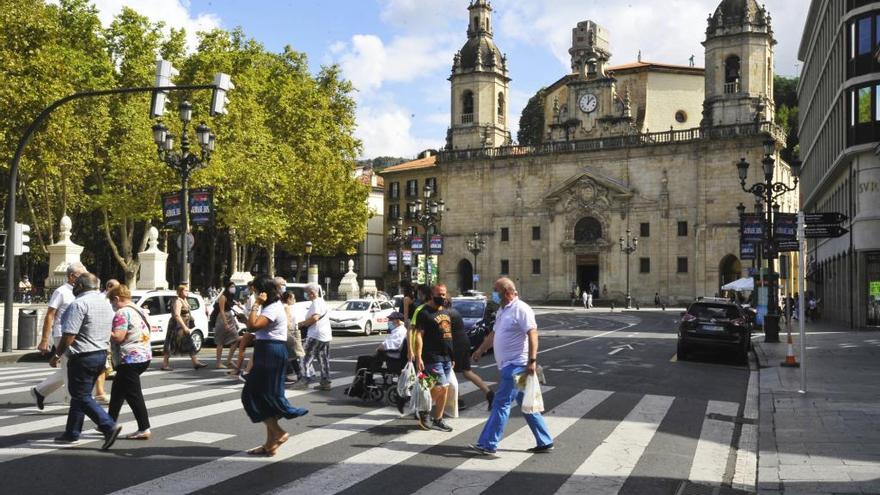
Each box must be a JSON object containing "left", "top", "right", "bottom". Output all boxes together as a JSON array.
[{"left": 381, "top": 0, "right": 798, "bottom": 304}]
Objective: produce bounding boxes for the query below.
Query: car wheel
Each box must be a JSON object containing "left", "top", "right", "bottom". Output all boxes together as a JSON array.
[
  {"left": 676, "top": 340, "right": 689, "bottom": 361},
  {"left": 364, "top": 321, "right": 373, "bottom": 336},
  {"left": 190, "top": 330, "right": 204, "bottom": 354}
]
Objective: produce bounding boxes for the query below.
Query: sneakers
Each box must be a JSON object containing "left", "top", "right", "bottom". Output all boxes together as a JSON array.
[
  {"left": 284, "top": 375, "right": 298, "bottom": 386},
  {"left": 468, "top": 443, "right": 496, "bottom": 456},
  {"left": 526, "top": 443, "right": 554, "bottom": 453},
  {"left": 53, "top": 434, "right": 79, "bottom": 444},
  {"left": 314, "top": 381, "right": 332, "bottom": 391},
  {"left": 486, "top": 390, "right": 495, "bottom": 411},
  {"left": 124, "top": 429, "right": 151, "bottom": 440},
  {"left": 30, "top": 387, "right": 45, "bottom": 411},
  {"left": 94, "top": 395, "right": 110, "bottom": 405},
  {"left": 416, "top": 412, "right": 430, "bottom": 431},
  {"left": 431, "top": 417, "right": 453, "bottom": 432},
  {"left": 102, "top": 425, "right": 123, "bottom": 451}
]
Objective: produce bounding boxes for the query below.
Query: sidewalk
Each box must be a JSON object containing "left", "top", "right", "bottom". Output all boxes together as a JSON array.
[{"left": 754, "top": 320, "right": 880, "bottom": 494}]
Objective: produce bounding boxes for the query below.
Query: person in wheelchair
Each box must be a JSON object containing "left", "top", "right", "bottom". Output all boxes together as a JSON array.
[{"left": 372, "top": 312, "right": 407, "bottom": 374}]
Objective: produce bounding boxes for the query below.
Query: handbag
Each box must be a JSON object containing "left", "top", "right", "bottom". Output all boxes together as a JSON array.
[{"left": 521, "top": 373, "right": 545, "bottom": 414}]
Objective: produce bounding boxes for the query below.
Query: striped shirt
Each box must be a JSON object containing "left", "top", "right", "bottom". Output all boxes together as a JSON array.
[{"left": 61, "top": 290, "right": 114, "bottom": 356}]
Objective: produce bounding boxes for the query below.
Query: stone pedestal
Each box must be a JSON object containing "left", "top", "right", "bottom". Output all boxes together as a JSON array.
[
  {"left": 337, "top": 259, "right": 360, "bottom": 301},
  {"left": 362, "top": 280, "right": 377, "bottom": 297},
  {"left": 229, "top": 271, "right": 254, "bottom": 285},
  {"left": 308, "top": 265, "right": 319, "bottom": 285},
  {"left": 136, "top": 227, "right": 168, "bottom": 290},
  {"left": 44, "top": 216, "right": 84, "bottom": 293}
]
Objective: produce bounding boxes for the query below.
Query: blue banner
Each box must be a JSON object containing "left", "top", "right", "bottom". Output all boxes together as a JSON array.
[
  {"left": 429, "top": 235, "right": 443, "bottom": 255},
  {"left": 740, "top": 213, "right": 764, "bottom": 243},
  {"left": 410, "top": 236, "right": 424, "bottom": 254},
  {"left": 189, "top": 187, "right": 214, "bottom": 226},
  {"left": 773, "top": 213, "right": 797, "bottom": 240},
  {"left": 162, "top": 191, "right": 183, "bottom": 228}
]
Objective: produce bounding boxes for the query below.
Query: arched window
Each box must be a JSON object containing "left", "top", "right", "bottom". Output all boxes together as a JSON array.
[
  {"left": 724, "top": 55, "right": 741, "bottom": 94},
  {"left": 461, "top": 90, "right": 474, "bottom": 124},
  {"left": 497, "top": 92, "right": 505, "bottom": 123},
  {"left": 574, "top": 217, "right": 603, "bottom": 243}
]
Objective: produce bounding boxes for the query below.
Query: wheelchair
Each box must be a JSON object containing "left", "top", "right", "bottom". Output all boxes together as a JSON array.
[{"left": 344, "top": 342, "right": 407, "bottom": 407}]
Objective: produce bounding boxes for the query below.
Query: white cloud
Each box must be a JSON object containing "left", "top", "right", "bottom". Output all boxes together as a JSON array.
[
  {"left": 356, "top": 103, "right": 442, "bottom": 158},
  {"left": 87, "top": 0, "right": 222, "bottom": 52},
  {"left": 378, "top": 0, "right": 465, "bottom": 30}
]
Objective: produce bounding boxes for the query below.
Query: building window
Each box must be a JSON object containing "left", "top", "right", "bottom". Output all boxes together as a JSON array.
[
  {"left": 408, "top": 226, "right": 417, "bottom": 237},
  {"left": 497, "top": 92, "right": 505, "bottom": 124},
  {"left": 500, "top": 259, "right": 509, "bottom": 275},
  {"left": 389, "top": 204, "right": 400, "bottom": 219},
  {"left": 859, "top": 86, "right": 872, "bottom": 123},
  {"left": 406, "top": 179, "right": 418, "bottom": 198},
  {"left": 724, "top": 55, "right": 740, "bottom": 94},
  {"left": 674, "top": 110, "right": 687, "bottom": 123},
  {"left": 425, "top": 177, "right": 438, "bottom": 195},
  {"left": 574, "top": 217, "right": 602, "bottom": 243},
  {"left": 462, "top": 90, "right": 474, "bottom": 124},
  {"left": 532, "top": 259, "right": 541, "bottom": 274},
  {"left": 532, "top": 226, "right": 541, "bottom": 240},
  {"left": 640, "top": 222, "right": 650, "bottom": 237},
  {"left": 639, "top": 257, "right": 650, "bottom": 274},
  {"left": 389, "top": 182, "right": 399, "bottom": 199},
  {"left": 848, "top": 13, "right": 880, "bottom": 76},
  {"left": 500, "top": 227, "right": 509, "bottom": 242},
  {"left": 677, "top": 257, "right": 688, "bottom": 273},
  {"left": 848, "top": 83, "right": 880, "bottom": 145},
  {"left": 677, "top": 221, "right": 688, "bottom": 237}
]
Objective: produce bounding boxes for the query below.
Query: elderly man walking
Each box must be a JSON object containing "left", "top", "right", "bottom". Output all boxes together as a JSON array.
[
  {"left": 31, "top": 262, "right": 86, "bottom": 410},
  {"left": 50, "top": 273, "right": 122, "bottom": 450},
  {"left": 469, "top": 277, "right": 553, "bottom": 455},
  {"left": 297, "top": 283, "right": 332, "bottom": 390}
]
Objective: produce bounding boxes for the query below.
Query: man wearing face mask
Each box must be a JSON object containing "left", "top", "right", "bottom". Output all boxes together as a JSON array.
[
  {"left": 412, "top": 284, "right": 455, "bottom": 432},
  {"left": 469, "top": 277, "right": 553, "bottom": 455}
]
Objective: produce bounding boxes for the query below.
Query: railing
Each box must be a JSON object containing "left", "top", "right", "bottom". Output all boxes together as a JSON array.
[
  {"left": 461, "top": 113, "right": 474, "bottom": 124},
  {"left": 437, "top": 121, "right": 787, "bottom": 163},
  {"left": 723, "top": 81, "right": 740, "bottom": 94}
]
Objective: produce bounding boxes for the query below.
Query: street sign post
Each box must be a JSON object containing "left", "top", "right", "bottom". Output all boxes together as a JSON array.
[
  {"left": 804, "top": 225, "right": 849, "bottom": 238},
  {"left": 804, "top": 212, "right": 847, "bottom": 225},
  {"left": 803, "top": 212, "right": 848, "bottom": 239},
  {"left": 776, "top": 239, "right": 800, "bottom": 252}
]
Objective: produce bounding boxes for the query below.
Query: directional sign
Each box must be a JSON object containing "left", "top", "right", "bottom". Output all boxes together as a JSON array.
[
  {"left": 804, "top": 226, "right": 849, "bottom": 238},
  {"left": 776, "top": 239, "right": 801, "bottom": 252},
  {"left": 804, "top": 212, "right": 847, "bottom": 225}
]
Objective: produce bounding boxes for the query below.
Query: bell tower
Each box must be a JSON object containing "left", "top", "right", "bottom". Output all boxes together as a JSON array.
[
  {"left": 702, "top": 0, "right": 776, "bottom": 127},
  {"left": 448, "top": 0, "right": 511, "bottom": 150}
]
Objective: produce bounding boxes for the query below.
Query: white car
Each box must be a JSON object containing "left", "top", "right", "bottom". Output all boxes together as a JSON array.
[
  {"left": 207, "top": 283, "right": 325, "bottom": 338},
  {"left": 130, "top": 290, "right": 211, "bottom": 353},
  {"left": 328, "top": 298, "right": 395, "bottom": 336}
]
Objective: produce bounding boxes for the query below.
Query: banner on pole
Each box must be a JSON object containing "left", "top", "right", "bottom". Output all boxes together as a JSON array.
[
  {"left": 189, "top": 187, "right": 214, "bottom": 226},
  {"left": 161, "top": 191, "right": 183, "bottom": 228},
  {"left": 740, "top": 214, "right": 764, "bottom": 243},
  {"left": 774, "top": 213, "right": 797, "bottom": 240},
  {"left": 429, "top": 235, "right": 443, "bottom": 255},
  {"left": 740, "top": 241, "right": 756, "bottom": 260},
  {"left": 410, "top": 236, "right": 424, "bottom": 254}
]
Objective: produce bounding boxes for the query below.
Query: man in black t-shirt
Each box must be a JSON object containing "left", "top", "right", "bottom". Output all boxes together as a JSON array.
[{"left": 413, "top": 284, "right": 455, "bottom": 432}]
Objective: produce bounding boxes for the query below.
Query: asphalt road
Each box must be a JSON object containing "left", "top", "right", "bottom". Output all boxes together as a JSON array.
[{"left": 0, "top": 308, "right": 754, "bottom": 495}]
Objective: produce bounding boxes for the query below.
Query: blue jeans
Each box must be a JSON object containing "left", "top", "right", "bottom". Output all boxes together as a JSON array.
[
  {"left": 65, "top": 350, "right": 116, "bottom": 439},
  {"left": 476, "top": 364, "right": 552, "bottom": 452}
]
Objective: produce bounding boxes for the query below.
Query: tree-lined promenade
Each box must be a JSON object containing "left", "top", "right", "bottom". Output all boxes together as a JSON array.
[{"left": 0, "top": 0, "right": 370, "bottom": 288}]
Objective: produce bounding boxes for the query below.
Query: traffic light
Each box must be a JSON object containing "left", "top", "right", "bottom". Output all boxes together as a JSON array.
[
  {"left": 210, "top": 72, "right": 234, "bottom": 116},
  {"left": 150, "top": 59, "right": 178, "bottom": 118},
  {"left": 0, "top": 230, "right": 6, "bottom": 268},
  {"left": 13, "top": 222, "right": 30, "bottom": 256}
]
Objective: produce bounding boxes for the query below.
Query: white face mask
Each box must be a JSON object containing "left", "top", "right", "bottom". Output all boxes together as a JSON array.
[{"left": 228, "top": 287, "right": 236, "bottom": 295}]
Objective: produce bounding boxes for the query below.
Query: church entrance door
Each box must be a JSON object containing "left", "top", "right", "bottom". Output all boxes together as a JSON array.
[
  {"left": 457, "top": 259, "right": 474, "bottom": 294},
  {"left": 576, "top": 254, "right": 600, "bottom": 298}
]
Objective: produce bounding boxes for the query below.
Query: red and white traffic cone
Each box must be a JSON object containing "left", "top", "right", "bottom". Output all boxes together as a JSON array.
[{"left": 780, "top": 332, "right": 800, "bottom": 368}]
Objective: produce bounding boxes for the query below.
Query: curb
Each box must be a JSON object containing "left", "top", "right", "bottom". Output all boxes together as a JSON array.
[
  {"left": 0, "top": 351, "right": 46, "bottom": 364},
  {"left": 731, "top": 344, "right": 760, "bottom": 493}
]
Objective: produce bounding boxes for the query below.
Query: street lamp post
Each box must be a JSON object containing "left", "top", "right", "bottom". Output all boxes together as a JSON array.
[
  {"left": 388, "top": 218, "right": 407, "bottom": 290},
  {"left": 466, "top": 232, "right": 486, "bottom": 292},
  {"left": 304, "top": 241, "right": 313, "bottom": 283},
  {"left": 735, "top": 140, "right": 801, "bottom": 342},
  {"left": 151, "top": 101, "right": 214, "bottom": 284},
  {"left": 407, "top": 185, "right": 444, "bottom": 286},
  {"left": 619, "top": 229, "right": 638, "bottom": 309}
]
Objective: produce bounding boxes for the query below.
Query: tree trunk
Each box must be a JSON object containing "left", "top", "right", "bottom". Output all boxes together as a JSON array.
[
  {"left": 267, "top": 242, "right": 275, "bottom": 277},
  {"left": 229, "top": 229, "right": 238, "bottom": 274}
]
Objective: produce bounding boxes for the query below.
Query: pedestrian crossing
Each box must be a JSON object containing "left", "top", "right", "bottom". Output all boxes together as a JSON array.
[{"left": 0, "top": 362, "right": 756, "bottom": 495}]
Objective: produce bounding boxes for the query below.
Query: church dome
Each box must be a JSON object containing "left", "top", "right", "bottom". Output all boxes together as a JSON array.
[
  {"left": 458, "top": 36, "right": 503, "bottom": 71},
  {"left": 712, "top": 0, "right": 764, "bottom": 25}
]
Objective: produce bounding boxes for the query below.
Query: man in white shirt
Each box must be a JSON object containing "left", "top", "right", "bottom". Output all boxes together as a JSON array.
[
  {"left": 373, "top": 312, "right": 407, "bottom": 370},
  {"left": 469, "top": 277, "right": 553, "bottom": 455},
  {"left": 297, "top": 284, "right": 333, "bottom": 390},
  {"left": 31, "top": 262, "right": 86, "bottom": 410}
]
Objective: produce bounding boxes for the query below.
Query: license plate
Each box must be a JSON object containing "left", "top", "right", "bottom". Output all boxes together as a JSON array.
[{"left": 701, "top": 324, "right": 723, "bottom": 331}]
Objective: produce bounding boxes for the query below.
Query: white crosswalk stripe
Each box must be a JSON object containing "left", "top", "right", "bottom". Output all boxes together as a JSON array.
[{"left": 0, "top": 363, "right": 751, "bottom": 495}]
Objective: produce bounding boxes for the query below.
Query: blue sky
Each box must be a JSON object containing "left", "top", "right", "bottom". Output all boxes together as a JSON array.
[{"left": 86, "top": 0, "right": 809, "bottom": 159}]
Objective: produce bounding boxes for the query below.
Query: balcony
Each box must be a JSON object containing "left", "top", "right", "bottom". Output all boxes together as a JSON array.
[
  {"left": 461, "top": 113, "right": 474, "bottom": 124},
  {"left": 723, "top": 81, "right": 740, "bottom": 94}
]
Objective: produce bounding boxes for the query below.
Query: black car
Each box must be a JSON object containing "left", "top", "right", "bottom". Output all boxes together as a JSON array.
[
  {"left": 461, "top": 300, "right": 498, "bottom": 352},
  {"left": 677, "top": 298, "right": 751, "bottom": 362}
]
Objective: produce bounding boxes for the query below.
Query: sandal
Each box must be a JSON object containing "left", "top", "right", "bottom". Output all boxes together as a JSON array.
[
  {"left": 160, "top": 366, "right": 173, "bottom": 371},
  {"left": 193, "top": 362, "right": 208, "bottom": 370},
  {"left": 124, "top": 430, "right": 151, "bottom": 440},
  {"left": 246, "top": 445, "right": 276, "bottom": 457}
]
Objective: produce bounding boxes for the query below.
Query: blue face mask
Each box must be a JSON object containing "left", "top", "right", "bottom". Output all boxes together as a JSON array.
[{"left": 491, "top": 291, "right": 502, "bottom": 304}]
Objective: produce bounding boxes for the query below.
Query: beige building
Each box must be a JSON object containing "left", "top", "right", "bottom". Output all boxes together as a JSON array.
[{"left": 382, "top": 0, "right": 797, "bottom": 304}]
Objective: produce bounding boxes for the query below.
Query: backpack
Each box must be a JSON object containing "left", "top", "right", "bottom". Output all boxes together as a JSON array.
[{"left": 208, "top": 299, "right": 221, "bottom": 329}]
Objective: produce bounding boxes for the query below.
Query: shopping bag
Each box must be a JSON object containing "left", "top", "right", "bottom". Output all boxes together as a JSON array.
[
  {"left": 521, "top": 373, "right": 544, "bottom": 414},
  {"left": 398, "top": 361, "right": 416, "bottom": 398},
  {"left": 410, "top": 378, "right": 433, "bottom": 413},
  {"left": 444, "top": 371, "right": 459, "bottom": 418}
]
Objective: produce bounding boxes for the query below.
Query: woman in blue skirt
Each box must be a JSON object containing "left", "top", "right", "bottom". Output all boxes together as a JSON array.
[{"left": 241, "top": 275, "right": 308, "bottom": 456}]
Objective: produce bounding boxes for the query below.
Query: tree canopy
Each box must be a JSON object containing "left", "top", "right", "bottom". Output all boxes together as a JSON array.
[
  {"left": 773, "top": 75, "right": 800, "bottom": 163},
  {"left": 517, "top": 87, "right": 546, "bottom": 146}
]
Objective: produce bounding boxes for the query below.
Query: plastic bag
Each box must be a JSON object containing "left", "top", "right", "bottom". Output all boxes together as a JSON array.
[
  {"left": 398, "top": 361, "right": 416, "bottom": 398},
  {"left": 521, "top": 373, "right": 544, "bottom": 414},
  {"left": 444, "top": 370, "right": 459, "bottom": 418},
  {"left": 410, "top": 378, "right": 433, "bottom": 413}
]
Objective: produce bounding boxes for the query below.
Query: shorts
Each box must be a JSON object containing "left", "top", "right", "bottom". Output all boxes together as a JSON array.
[
  {"left": 453, "top": 346, "right": 471, "bottom": 372},
  {"left": 425, "top": 360, "right": 452, "bottom": 387}
]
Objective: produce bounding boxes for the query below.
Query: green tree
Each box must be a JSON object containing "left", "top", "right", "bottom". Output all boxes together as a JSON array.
[
  {"left": 773, "top": 75, "right": 800, "bottom": 163},
  {"left": 517, "top": 87, "right": 546, "bottom": 146}
]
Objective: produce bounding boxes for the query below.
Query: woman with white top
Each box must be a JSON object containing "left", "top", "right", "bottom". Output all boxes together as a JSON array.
[{"left": 240, "top": 275, "right": 308, "bottom": 456}]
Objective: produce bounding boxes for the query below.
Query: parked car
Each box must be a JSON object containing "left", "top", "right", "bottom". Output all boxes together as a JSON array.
[
  {"left": 328, "top": 298, "right": 395, "bottom": 336},
  {"left": 451, "top": 297, "right": 487, "bottom": 333},
  {"left": 130, "top": 290, "right": 210, "bottom": 353},
  {"left": 677, "top": 298, "right": 752, "bottom": 362},
  {"left": 215, "top": 282, "right": 324, "bottom": 330},
  {"left": 463, "top": 299, "right": 499, "bottom": 352}
]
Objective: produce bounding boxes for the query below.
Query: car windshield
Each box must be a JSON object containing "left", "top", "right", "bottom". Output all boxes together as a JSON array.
[
  {"left": 453, "top": 300, "right": 485, "bottom": 318},
  {"left": 688, "top": 304, "right": 740, "bottom": 320},
  {"left": 131, "top": 296, "right": 141, "bottom": 303},
  {"left": 339, "top": 301, "right": 371, "bottom": 311}
]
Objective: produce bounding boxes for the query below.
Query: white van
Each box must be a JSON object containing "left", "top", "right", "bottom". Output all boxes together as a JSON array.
[{"left": 130, "top": 290, "right": 211, "bottom": 353}]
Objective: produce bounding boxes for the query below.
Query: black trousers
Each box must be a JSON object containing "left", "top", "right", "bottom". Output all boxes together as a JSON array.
[{"left": 108, "top": 361, "right": 151, "bottom": 432}]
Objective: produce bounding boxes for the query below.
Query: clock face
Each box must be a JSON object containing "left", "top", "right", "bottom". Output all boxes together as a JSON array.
[{"left": 579, "top": 93, "right": 598, "bottom": 113}]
